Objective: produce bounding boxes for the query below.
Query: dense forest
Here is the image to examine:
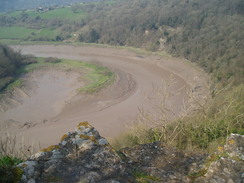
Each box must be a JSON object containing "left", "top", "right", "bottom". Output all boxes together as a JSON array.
[
  {"left": 76, "top": 0, "right": 244, "bottom": 86},
  {"left": 1, "top": 0, "right": 243, "bottom": 86}
]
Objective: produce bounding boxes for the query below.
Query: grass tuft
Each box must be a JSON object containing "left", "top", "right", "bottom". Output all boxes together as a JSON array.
[
  {"left": 41, "top": 145, "right": 60, "bottom": 152},
  {"left": 133, "top": 170, "right": 160, "bottom": 182}
]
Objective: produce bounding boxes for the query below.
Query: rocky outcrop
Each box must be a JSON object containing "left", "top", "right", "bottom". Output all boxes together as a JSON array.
[
  {"left": 18, "top": 122, "right": 244, "bottom": 183},
  {"left": 18, "top": 122, "right": 130, "bottom": 183},
  {"left": 195, "top": 134, "right": 244, "bottom": 183}
]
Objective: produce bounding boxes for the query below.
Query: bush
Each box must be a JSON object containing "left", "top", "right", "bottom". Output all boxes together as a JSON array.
[
  {"left": 0, "top": 44, "right": 37, "bottom": 92},
  {"left": 0, "top": 77, "right": 14, "bottom": 91},
  {"left": 0, "top": 134, "right": 38, "bottom": 182},
  {"left": 21, "top": 55, "right": 38, "bottom": 65},
  {"left": 0, "top": 156, "right": 23, "bottom": 183},
  {"left": 44, "top": 57, "right": 61, "bottom": 63}
]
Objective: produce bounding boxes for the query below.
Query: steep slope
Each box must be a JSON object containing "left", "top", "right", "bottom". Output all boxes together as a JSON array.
[{"left": 77, "top": 0, "right": 244, "bottom": 85}]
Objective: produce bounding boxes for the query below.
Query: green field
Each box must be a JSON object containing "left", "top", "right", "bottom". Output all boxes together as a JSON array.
[
  {"left": 0, "top": 27, "right": 36, "bottom": 39},
  {"left": 31, "top": 28, "right": 61, "bottom": 40},
  {"left": 2, "top": 11, "right": 22, "bottom": 18},
  {"left": 4, "top": 6, "right": 86, "bottom": 21},
  {"left": 34, "top": 8, "right": 86, "bottom": 20},
  {"left": 0, "top": 26, "right": 61, "bottom": 41},
  {"left": 0, "top": 5, "right": 87, "bottom": 42}
]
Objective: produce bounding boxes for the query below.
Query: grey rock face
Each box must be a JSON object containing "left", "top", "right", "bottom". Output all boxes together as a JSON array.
[
  {"left": 18, "top": 122, "right": 129, "bottom": 183},
  {"left": 195, "top": 134, "right": 244, "bottom": 183},
  {"left": 19, "top": 123, "right": 243, "bottom": 183}
]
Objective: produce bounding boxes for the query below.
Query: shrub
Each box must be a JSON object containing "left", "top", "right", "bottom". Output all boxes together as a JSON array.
[
  {"left": 111, "top": 81, "right": 244, "bottom": 152},
  {"left": 0, "top": 156, "right": 23, "bottom": 183},
  {"left": 44, "top": 57, "right": 61, "bottom": 63},
  {"left": 0, "top": 77, "right": 14, "bottom": 91}
]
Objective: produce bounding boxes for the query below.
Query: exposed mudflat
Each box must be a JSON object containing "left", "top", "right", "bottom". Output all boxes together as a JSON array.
[
  {"left": 0, "top": 68, "right": 83, "bottom": 124},
  {"left": 0, "top": 45, "right": 209, "bottom": 148}
]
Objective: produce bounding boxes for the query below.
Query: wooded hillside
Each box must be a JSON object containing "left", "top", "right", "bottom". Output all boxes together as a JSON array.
[
  {"left": 77, "top": 0, "right": 244, "bottom": 85},
  {"left": 0, "top": 0, "right": 243, "bottom": 85}
]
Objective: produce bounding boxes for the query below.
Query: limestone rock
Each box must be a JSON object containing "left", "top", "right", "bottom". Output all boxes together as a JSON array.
[
  {"left": 18, "top": 123, "right": 243, "bottom": 183},
  {"left": 18, "top": 122, "right": 129, "bottom": 183},
  {"left": 119, "top": 141, "right": 206, "bottom": 182},
  {"left": 195, "top": 134, "right": 244, "bottom": 183}
]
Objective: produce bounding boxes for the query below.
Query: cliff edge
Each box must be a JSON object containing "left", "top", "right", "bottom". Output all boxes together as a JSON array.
[{"left": 18, "top": 122, "right": 244, "bottom": 183}]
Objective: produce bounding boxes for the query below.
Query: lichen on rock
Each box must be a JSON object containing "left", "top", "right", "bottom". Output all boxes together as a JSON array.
[
  {"left": 18, "top": 123, "right": 244, "bottom": 183},
  {"left": 18, "top": 122, "right": 129, "bottom": 183},
  {"left": 195, "top": 134, "right": 244, "bottom": 183}
]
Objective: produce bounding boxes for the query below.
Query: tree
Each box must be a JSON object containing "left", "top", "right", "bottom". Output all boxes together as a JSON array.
[{"left": 89, "top": 29, "right": 100, "bottom": 43}]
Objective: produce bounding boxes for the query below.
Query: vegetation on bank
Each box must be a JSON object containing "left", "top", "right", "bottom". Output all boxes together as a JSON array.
[
  {"left": 0, "top": 134, "right": 33, "bottom": 183},
  {"left": 112, "top": 83, "right": 244, "bottom": 152},
  {"left": 0, "top": 45, "right": 114, "bottom": 94},
  {"left": 0, "top": 44, "right": 37, "bottom": 91},
  {"left": 58, "top": 59, "right": 114, "bottom": 93},
  {"left": 112, "top": 64, "right": 243, "bottom": 152}
]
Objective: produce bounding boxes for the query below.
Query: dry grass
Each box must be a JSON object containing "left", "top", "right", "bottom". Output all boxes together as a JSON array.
[
  {"left": 0, "top": 133, "right": 39, "bottom": 159},
  {"left": 111, "top": 77, "right": 244, "bottom": 152}
]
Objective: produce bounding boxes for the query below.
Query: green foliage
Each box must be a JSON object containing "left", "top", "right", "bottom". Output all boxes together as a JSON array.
[
  {"left": 0, "top": 156, "right": 22, "bottom": 166},
  {"left": 0, "top": 77, "right": 14, "bottom": 91},
  {"left": 0, "top": 27, "right": 36, "bottom": 39},
  {"left": 0, "top": 156, "right": 23, "bottom": 183},
  {"left": 81, "top": 66, "right": 114, "bottom": 93},
  {"left": 30, "top": 28, "right": 61, "bottom": 41},
  {"left": 59, "top": 59, "right": 114, "bottom": 93},
  {"left": 76, "top": 0, "right": 243, "bottom": 85},
  {"left": 35, "top": 7, "right": 86, "bottom": 20},
  {"left": 4, "top": 79, "right": 23, "bottom": 91},
  {"left": 133, "top": 170, "right": 160, "bottom": 183},
  {"left": 0, "top": 44, "right": 37, "bottom": 92},
  {"left": 44, "top": 57, "right": 61, "bottom": 63}
]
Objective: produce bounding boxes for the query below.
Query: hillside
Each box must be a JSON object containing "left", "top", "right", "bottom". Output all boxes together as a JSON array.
[
  {"left": 77, "top": 0, "right": 244, "bottom": 85},
  {"left": 0, "top": 0, "right": 101, "bottom": 12},
  {"left": 0, "top": 0, "right": 243, "bottom": 85}
]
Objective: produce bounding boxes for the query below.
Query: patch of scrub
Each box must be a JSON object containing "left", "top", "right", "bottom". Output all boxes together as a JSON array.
[{"left": 59, "top": 59, "right": 115, "bottom": 93}]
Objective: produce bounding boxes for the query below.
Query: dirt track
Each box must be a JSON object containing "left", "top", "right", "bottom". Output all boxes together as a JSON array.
[{"left": 0, "top": 45, "right": 209, "bottom": 148}]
